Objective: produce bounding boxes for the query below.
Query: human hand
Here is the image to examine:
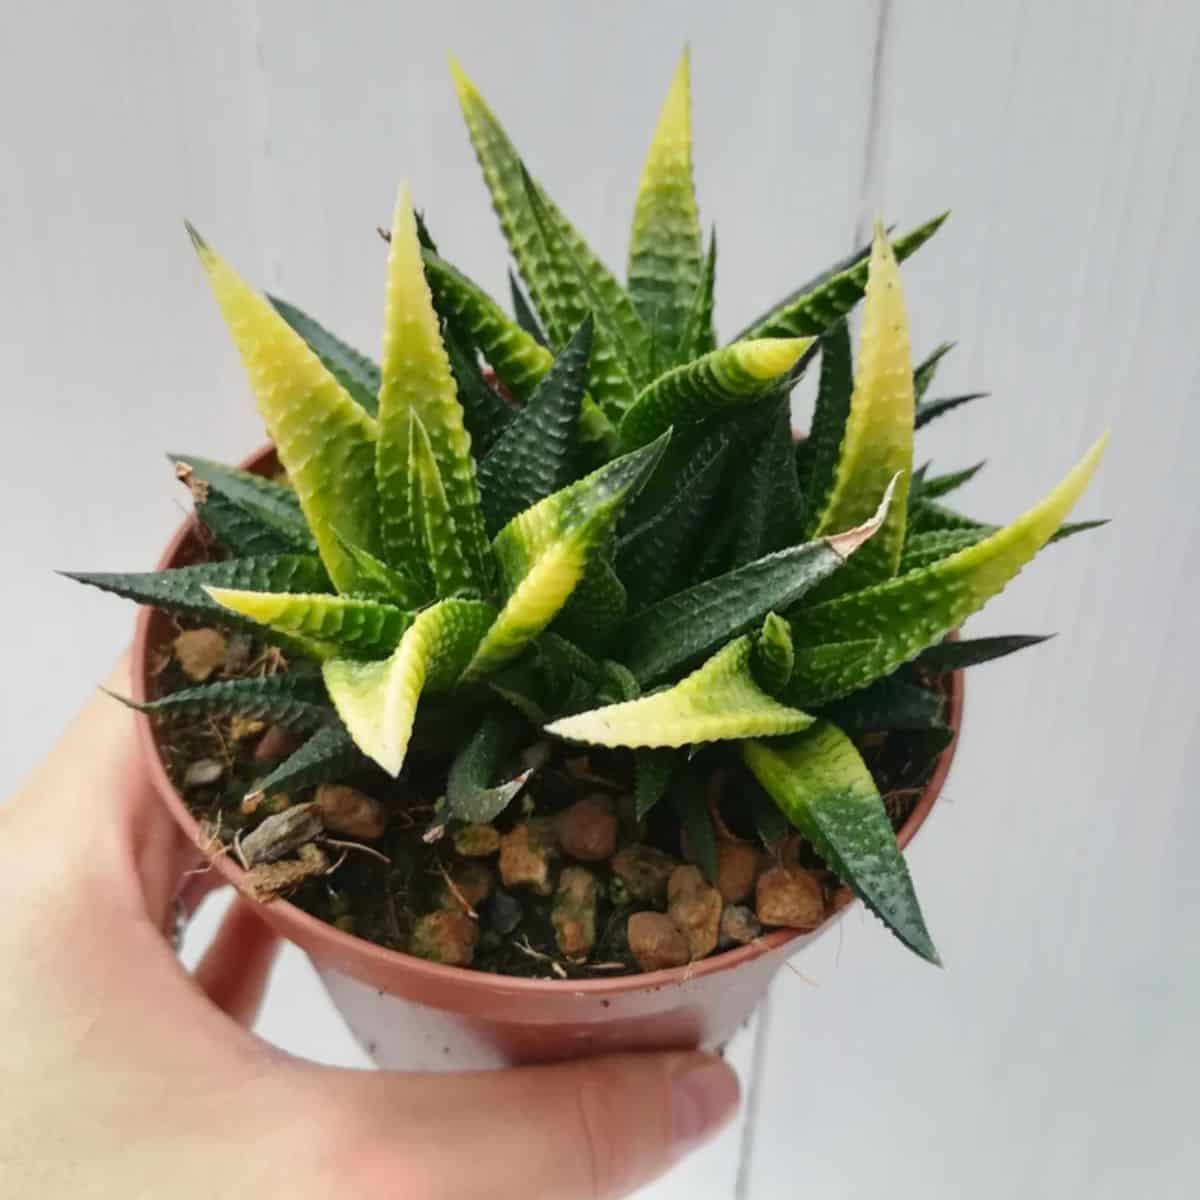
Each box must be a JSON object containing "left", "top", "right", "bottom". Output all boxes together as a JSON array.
[{"left": 0, "top": 658, "right": 739, "bottom": 1199}]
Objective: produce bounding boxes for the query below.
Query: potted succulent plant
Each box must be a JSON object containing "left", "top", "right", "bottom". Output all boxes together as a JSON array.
[{"left": 71, "top": 52, "right": 1106, "bottom": 1070}]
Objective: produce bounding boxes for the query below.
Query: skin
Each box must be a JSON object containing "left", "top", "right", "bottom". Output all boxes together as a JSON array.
[{"left": 0, "top": 658, "right": 739, "bottom": 1199}]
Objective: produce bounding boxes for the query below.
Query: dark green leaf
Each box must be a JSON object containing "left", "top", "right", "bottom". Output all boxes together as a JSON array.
[
  {"left": 247, "top": 722, "right": 362, "bottom": 799},
  {"left": 670, "top": 776, "right": 718, "bottom": 885},
  {"left": 478, "top": 317, "right": 592, "bottom": 536},
  {"left": 509, "top": 269, "right": 548, "bottom": 346},
  {"left": 915, "top": 391, "right": 988, "bottom": 429},
  {"left": 115, "top": 673, "right": 331, "bottom": 732},
  {"left": 440, "top": 318, "right": 514, "bottom": 455},
  {"left": 1050, "top": 518, "right": 1109, "bottom": 544},
  {"left": 676, "top": 229, "right": 717, "bottom": 363},
  {"left": 913, "top": 341, "right": 955, "bottom": 402},
  {"left": 914, "top": 461, "right": 985, "bottom": 503},
  {"left": 801, "top": 321, "right": 853, "bottom": 537},
  {"left": 821, "top": 676, "right": 945, "bottom": 731},
  {"left": 446, "top": 710, "right": 532, "bottom": 823},
  {"left": 635, "top": 748, "right": 676, "bottom": 820},
  {"left": 915, "top": 634, "right": 1054, "bottom": 672},
  {"left": 899, "top": 528, "right": 989, "bottom": 573}
]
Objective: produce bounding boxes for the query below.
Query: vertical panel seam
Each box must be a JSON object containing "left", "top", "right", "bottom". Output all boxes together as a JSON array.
[{"left": 853, "top": 0, "right": 894, "bottom": 248}]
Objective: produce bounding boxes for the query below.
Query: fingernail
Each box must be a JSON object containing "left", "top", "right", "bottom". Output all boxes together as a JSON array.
[{"left": 670, "top": 1055, "right": 741, "bottom": 1157}]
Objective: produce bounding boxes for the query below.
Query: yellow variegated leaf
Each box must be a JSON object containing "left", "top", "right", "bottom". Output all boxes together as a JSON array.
[
  {"left": 205, "top": 588, "right": 412, "bottom": 661},
  {"left": 546, "top": 636, "right": 814, "bottom": 748},
  {"left": 408, "top": 411, "right": 474, "bottom": 598},
  {"left": 628, "top": 48, "right": 703, "bottom": 367},
  {"left": 619, "top": 337, "right": 812, "bottom": 450},
  {"left": 322, "top": 599, "right": 495, "bottom": 776},
  {"left": 811, "top": 222, "right": 914, "bottom": 587},
  {"left": 187, "top": 227, "right": 379, "bottom": 594},
  {"left": 462, "top": 435, "right": 669, "bottom": 680},
  {"left": 377, "top": 186, "right": 489, "bottom": 590}
]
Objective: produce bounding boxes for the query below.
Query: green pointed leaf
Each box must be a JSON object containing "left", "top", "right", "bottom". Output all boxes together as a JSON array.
[
  {"left": 913, "top": 341, "right": 955, "bottom": 403},
  {"left": 551, "top": 546, "right": 628, "bottom": 654},
  {"left": 170, "top": 455, "right": 314, "bottom": 554},
  {"left": 752, "top": 612, "right": 794, "bottom": 695},
  {"left": 440, "top": 318, "right": 515, "bottom": 455},
  {"left": 463, "top": 435, "right": 669, "bottom": 680},
  {"left": 547, "top": 636, "right": 814, "bottom": 748},
  {"left": 737, "top": 213, "right": 947, "bottom": 340},
  {"left": 509, "top": 269, "right": 548, "bottom": 346},
  {"left": 446, "top": 710, "right": 532, "bottom": 823},
  {"left": 671, "top": 777, "right": 718, "bottom": 885},
  {"left": 624, "top": 485, "right": 894, "bottom": 686},
  {"left": 677, "top": 229, "right": 717, "bottom": 362},
  {"left": 451, "top": 62, "right": 649, "bottom": 380},
  {"left": 377, "top": 188, "right": 489, "bottom": 591},
  {"left": 247, "top": 722, "right": 362, "bottom": 800},
  {"left": 635, "top": 748, "right": 677, "bottom": 820},
  {"left": 478, "top": 317, "right": 592, "bottom": 536},
  {"left": 743, "top": 724, "right": 940, "bottom": 963},
  {"left": 908, "top": 500, "right": 992, "bottom": 535},
  {"left": 899, "top": 528, "right": 988, "bottom": 573},
  {"left": 821, "top": 676, "right": 945, "bottom": 731},
  {"left": 117, "top": 673, "right": 330, "bottom": 732},
  {"left": 789, "top": 434, "right": 1109, "bottom": 703},
  {"left": 188, "top": 491, "right": 299, "bottom": 557},
  {"left": 330, "top": 530, "right": 429, "bottom": 608},
  {"left": 520, "top": 169, "right": 641, "bottom": 419},
  {"left": 729, "top": 399, "right": 804, "bottom": 567},
  {"left": 323, "top": 598, "right": 496, "bottom": 776},
  {"left": 422, "top": 248, "right": 554, "bottom": 402},
  {"left": 188, "top": 228, "right": 379, "bottom": 593},
  {"left": 205, "top": 588, "right": 413, "bottom": 662},
  {"left": 618, "top": 336, "right": 813, "bottom": 451},
  {"left": 913, "top": 460, "right": 985, "bottom": 503},
  {"left": 267, "top": 295, "right": 381, "bottom": 416},
  {"left": 915, "top": 633, "right": 1053, "bottom": 672},
  {"left": 628, "top": 50, "right": 703, "bottom": 368},
  {"left": 1051, "top": 518, "right": 1109, "bottom": 544},
  {"left": 810, "top": 224, "right": 913, "bottom": 587},
  {"left": 801, "top": 320, "right": 852, "bottom": 537},
  {"left": 915, "top": 391, "right": 988, "bottom": 430},
  {"left": 750, "top": 777, "right": 791, "bottom": 849},
  {"left": 65, "top": 555, "right": 331, "bottom": 626},
  {"left": 617, "top": 422, "right": 732, "bottom": 609}
]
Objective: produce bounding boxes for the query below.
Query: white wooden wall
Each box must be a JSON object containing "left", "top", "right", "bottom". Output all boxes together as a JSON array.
[{"left": 3, "top": 2, "right": 1198, "bottom": 1195}]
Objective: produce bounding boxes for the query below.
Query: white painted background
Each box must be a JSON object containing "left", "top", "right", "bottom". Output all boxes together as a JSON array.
[{"left": 3, "top": 1, "right": 1198, "bottom": 1195}]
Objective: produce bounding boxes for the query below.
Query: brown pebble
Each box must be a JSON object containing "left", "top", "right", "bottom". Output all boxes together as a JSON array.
[
  {"left": 229, "top": 715, "right": 266, "bottom": 742},
  {"left": 611, "top": 844, "right": 677, "bottom": 905},
  {"left": 453, "top": 823, "right": 501, "bottom": 858},
  {"left": 410, "top": 910, "right": 478, "bottom": 966},
  {"left": 253, "top": 725, "right": 302, "bottom": 764},
  {"left": 719, "top": 904, "right": 762, "bottom": 947},
  {"left": 667, "top": 865, "right": 723, "bottom": 960},
  {"left": 499, "top": 822, "right": 555, "bottom": 894},
  {"left": 552, "top": 867, "right": 599, "bottom": 959},
  {"left": 183, "top": 758, "right": 224, "bottom": 788},
  {"left": 627, "top": 911, "right": 690, "bottom": 973},
  {"left": 240, "top": 802, "right": 323, "bottom": 867},
  {"left": 558, "top": 795, "right": 618, "bottom": 862},
  {"left": 243, "top": 843, "right": 329, "bottom": 902},
  {"left": 755, "top": 864, "right": 826, "bottom": 930},
  {"left": 173, "top": 629, "right": 228, "bottom": 682},
  {"left": 315, "top": 784, "right": 387, "bottom": 840},
  {"left": 437, "top": 861, "right": 494, "bottom": 914},
  {"left": 715, "top": 840, "right": 758, "bottom": 904}
]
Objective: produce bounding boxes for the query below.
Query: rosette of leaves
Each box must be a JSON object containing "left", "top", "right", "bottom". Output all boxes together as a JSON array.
[{"left": 71, "top": 51, "right": 1107, "bottom": 964}]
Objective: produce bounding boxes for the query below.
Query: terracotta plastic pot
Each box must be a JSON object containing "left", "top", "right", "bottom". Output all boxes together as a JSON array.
[{"left": 134, "top": 444, "right": 963, "bottom": 1071}]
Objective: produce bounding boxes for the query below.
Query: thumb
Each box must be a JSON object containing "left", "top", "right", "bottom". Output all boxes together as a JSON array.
[{"left": 318, "top": 1050, "right": 740, "bottom": 1199}]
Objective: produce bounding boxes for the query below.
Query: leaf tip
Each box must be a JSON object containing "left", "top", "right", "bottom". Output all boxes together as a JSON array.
[
  {"left": 825, "top": 472, "right": 900, "bottom": 559},
  {"left": 739, "top": 336, "right": 814, "bottom": 381},
  {"left": 183, "top": 219, "right": 208, "bottom": 256}
]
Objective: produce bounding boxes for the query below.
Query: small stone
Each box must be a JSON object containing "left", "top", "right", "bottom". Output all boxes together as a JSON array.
[
  {"left": 610, "top": 844, "right": 677, "bottom": 905},
  {"left": 240, "top": 802, "right": 323, "bottom": 867},
  {"left": 243, "top": 842, "right": 329, "bottom": 902},
  {"left": 558, "top": 795, "right": 618, "bottom": 862},
  {"left": 716, "top": 840, "right": 761, "bottom": 904},
  {"left": 253, "top": 725, "right": 302, "bottom": 764},
  {"left": 315, "top": 784, "right": 387, "bottom": 840},
  {"left": 719, "top": 904, "right": 762, "bottom": 947},
  {"left": 487, "top": 888, "right": 523, "bottom": 935},
  {"left": 499, "top": 822, "right": 555, "bottom": 894},
  {"left": 410, "top": 910, "right": 478, "bottom": 966},
  {"left": 627, "top": 911, "right": 690, "bottom": 973},
  {"left": 183, "top": 758, "right": 224, "bottom": 788},
  {"left": 552, "top": 867, "right": 599, "bottom": 959},
  {"left": 437, "top": 861, "right": 494, "bottom": 914},
  {"left": 173, "top": 629, "right": 228, "bottom": 682},
  {"left": 755, "top": 865, "right": 826, "bottom": 930},
  {"left": 223, "top": 633, "right": 254, "bottom": 674},
  {"left": 667, "top": 865, "right": 723, "bottom": 960},
  {"left": 453, "top": 823, "right": 501, "bottom": 858}
]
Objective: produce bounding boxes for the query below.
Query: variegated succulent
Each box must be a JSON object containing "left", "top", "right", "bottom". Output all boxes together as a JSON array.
[{"left": 73, "top": 52, "right": 1106, "bottom": 966}]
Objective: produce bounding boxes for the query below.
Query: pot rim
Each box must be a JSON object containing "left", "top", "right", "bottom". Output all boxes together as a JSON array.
[{"left": 133, "top": 443, "right": 964, "bottom": 997}]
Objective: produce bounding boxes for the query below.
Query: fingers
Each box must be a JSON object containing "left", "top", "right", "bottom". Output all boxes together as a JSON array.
[
  {"left": 192, "top": 896, "right": 279, "bottom": 1027},
  {"left": 317, "top": 1049, "right": 739, "bottom": 1199}
]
